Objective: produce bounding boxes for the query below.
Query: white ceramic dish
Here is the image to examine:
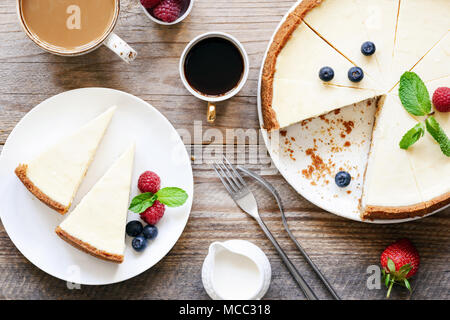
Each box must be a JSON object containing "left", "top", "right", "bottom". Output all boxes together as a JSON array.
[
  {"left": 256, "top": 0, "right": 446, "bottom": 224},
  {"left": 139, "top": 0, "right": 194, "bottom": 26},
  {"left": 0, "top": 88, "right": 194, "bottom": 285}
]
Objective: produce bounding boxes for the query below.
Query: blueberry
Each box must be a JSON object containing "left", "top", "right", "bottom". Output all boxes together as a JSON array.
[
  {"left": 319, "top": 66, "right": 334, "bottom": 82},
  {"left": 126, "top": 221, "right": 143, "bottom": 237},
  {"left": 142, "top": 225, "right": 158, "bottom": 240},
  {"left": 361, "top": 41, "right": 376, "bottom": 56},
  {"left": 335, "top": 171, "right": 352, "bottom": 188},
  {"left": 132, "top": 236, "right": 147, "bottom": 252},
  {"left": 348, "top": 67, "right": 364, "bottom": 82}
]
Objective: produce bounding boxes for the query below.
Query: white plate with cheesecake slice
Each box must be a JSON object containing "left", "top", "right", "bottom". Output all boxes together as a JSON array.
[
  {"left": 0, "top": 88, "right": 194, "bottom": 285},
  {"left": 258, "top": 0, "right": 450, "bottom": 223}
]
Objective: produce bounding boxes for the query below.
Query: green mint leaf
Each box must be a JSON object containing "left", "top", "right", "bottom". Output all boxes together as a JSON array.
[
  {"left": 385, "top": 273, "right": 390, "bottom": 287},
  {"left": 155, "top": 187, "right": 188, "bottom": 207},
  {"left": 425, "top": 116, "right": 450, "bottom": 157},
  {"left": 129, "top": 192, "right": 157, "bottom": 213},
  {"left": 399, "top": 72, "right": 432, "bottom": 116},
  {"left": 399, "top": 123, "right": 425, "bottom": 150}
]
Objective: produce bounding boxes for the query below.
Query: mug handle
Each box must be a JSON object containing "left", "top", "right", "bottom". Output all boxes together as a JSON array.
[
  {"left": 207, "top": 102, "right": 216, "bottom": 123},
  {"left": 103, "top": 32, "right": 137, "bottom": 63}
]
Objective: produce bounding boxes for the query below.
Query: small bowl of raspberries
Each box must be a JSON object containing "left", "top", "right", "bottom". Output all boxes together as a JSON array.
[{"left": 140, "top": 0, "right": 194, "bottom": 25}]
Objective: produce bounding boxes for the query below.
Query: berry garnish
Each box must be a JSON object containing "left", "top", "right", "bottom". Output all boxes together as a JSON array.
[
  {"left": 432, "top": 87, "right": 450, "bottom": 112},
  {"left": 126, "top": 220, "right": 144, "bottom": 237},
  {"left": 348, "top": 67, "right": 364, "bottom": 82},
  {"left": 140, "top": 200, "right": 166, "bottom": 225},
  {"left": 335, "top": 171, "right": 351, "bottom": 187},
  {"left": 319, "top": 67, "right": 334, "bottom": 81},
  {"left": 132, "top": 235, "right": 148, "bottom": 252},
  {"left": 319, "top": 66, "right": 334, "bottom": 82},
  {"left": 153, "top": 0, "right": 182, "bottom": 23},
  {"left": 361, "top": 41, "right": 376, "bottom": 56},
  {"left": 140, "top": 0, "right": 161, "bottom": 9},
  {"left": 381, "top": 239, "right": 420, "bottom": 298},
  {"left": 143, "top": 225, "right": 158, "bottom": 240},
  {"left": 138, "top": 171, "right": 161, "bottom": 194}
]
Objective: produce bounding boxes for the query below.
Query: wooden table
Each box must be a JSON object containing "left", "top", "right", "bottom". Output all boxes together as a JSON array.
[{"left": 0, "top": 0, "right": 448, "bottom": 300}]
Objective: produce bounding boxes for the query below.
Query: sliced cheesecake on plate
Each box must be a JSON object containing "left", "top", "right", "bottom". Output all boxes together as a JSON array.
[
  {"left": 261, "top": 0, "right": 450, "bottom": 220},
  {"left": 15, "top": 107, "right": 116, "bottom": 214},
  {"left": 56, "top": 144, "right": 135, "bottom": 263}
]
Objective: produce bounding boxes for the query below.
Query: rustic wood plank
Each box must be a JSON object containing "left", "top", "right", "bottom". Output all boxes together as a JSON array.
[{"left": 0, "top": 0, "right": 449, "bottom": 300}]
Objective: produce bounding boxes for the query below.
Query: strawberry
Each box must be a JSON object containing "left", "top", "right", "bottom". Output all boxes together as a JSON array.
[
  {"left": 140, "top": 0, "right": 161, "bottom": 9},
  {"left": 380, "top": 238, "right": 420, "bottom": 298},
  {"left": 153, "top": 0, "right": 182, "bottom": 23},
  {"left": 140, "top": 200, "right": 165, "bottom": 225},
  {"left": 432, "top": 87, "right": 450, "bottom": 112},
  {"left": 138, "top": 171, "right": 161, "bottom": 194}
]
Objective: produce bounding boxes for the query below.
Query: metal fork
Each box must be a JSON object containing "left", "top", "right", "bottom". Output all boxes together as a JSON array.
[{"left": 213, "top": 157, "right": 318, "bottom": 300}]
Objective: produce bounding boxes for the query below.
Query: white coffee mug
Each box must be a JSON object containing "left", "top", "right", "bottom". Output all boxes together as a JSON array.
[
  {"left": 17, "top": 0, "right": 137, "bottom": 63},
  {"left": 179, "top": 32, "right": 249, "bottom": 123}
]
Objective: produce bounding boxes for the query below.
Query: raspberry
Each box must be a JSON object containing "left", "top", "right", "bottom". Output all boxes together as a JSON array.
[
  {"left": 432, "top": 87, "right": 450, "bottom": 112},
  {"left": 138, "top": 171, "right": 161, "bottom": 194},
  {"left": 140, "top": 0, "right": 161, "bottom": 9},
  {"left": 153, "top": 0, "right": 182, "bottom": 23},
  {"left": 140, "top": 200, "right": 165, "bottom": 225}
]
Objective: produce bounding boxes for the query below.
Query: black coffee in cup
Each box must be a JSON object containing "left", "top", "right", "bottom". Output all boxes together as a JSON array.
[{"left": 184, "top": 37, "right": 244, "bottom": 96}]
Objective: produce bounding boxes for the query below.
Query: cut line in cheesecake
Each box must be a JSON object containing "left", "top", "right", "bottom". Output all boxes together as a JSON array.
[
  {"left": 15, "top": 107, "right": 116, "bottom": 214},
  {"left": 388, "top": 31, "right": 449, "bottom": 92},
  {"left": 392, "top": 0, "right": 401, "bottom": 57}
]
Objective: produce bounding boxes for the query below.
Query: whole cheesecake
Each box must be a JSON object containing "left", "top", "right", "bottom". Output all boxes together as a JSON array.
[{"left": 261, "top": 0, "right": 450, "bottom": 220}]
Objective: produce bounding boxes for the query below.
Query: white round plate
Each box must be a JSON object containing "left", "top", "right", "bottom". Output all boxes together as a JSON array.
[
  {"left": 0, "top": 88, "right": 194, "bottom": 284},
  {"left": 256, "top": 1, "right": 445, "bottom": 224}
]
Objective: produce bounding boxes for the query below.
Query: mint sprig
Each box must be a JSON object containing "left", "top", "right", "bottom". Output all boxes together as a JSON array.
[
  {"left": 129, "top": 193, "right": 157, "bottom": 213},
  {"left": 425, "top": 116, "right": 450, "bottom": 157},
  {"left": 399, "top": 123, "right": 425, "bottom": 150},
  {"left": 128, "top": 187, "right": 188, "bottom": 214},
  {"left": 398, "top": 72, "right": 450, "bottom": 157},
  {"left": 154, "top": 187, "right": 189, "bottom": 207},
  {"left": 399, "top": 72, "right": 432, "bottom": 116}
]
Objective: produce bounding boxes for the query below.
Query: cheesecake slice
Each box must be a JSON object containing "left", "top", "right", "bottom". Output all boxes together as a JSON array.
[
  {"left": 389, "top": 0, "right": 450, "bottom": 86},
  {"left": 361, "top": 95, "right": 426, "bottom": 220},
  {"left": 411, "top": 32, "right": 449, "bottom": 83},
  {"left": 56, "top": 144, "right": 135, "bottom": 263},
  {"left": 301, "top": 0, "right": 388, "bottom": 86},
  {"left": 402, "top": 77, "right": 450, "bottom": 212},
  {"left": 262, "top": 19, "right": 381, "bottom": 130},
  {"left": 15, "top": 107, "right": 116, "bottom": 214}
]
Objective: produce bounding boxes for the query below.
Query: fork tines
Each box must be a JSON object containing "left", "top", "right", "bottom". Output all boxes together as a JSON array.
[{"left": 212, "top": 157, "right": 248, "bottom": 198}]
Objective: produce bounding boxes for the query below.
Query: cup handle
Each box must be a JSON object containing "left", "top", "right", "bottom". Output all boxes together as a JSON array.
[
  {"left": 207, "top": 102, "right": 216, "bottom": 123},
  {"left": 103, "top": 32, "right": 137, "bottom": 63}
]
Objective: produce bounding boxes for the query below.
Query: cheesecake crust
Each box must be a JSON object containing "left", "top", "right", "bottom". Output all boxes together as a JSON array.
[
  {"left": 261, "top": 0, "right": 324, "bottom": 131},
  {"left": 424, "top": 192, "right": 450, "bottom": 214},
  {"left": 55, "top": 226, "right": 124, "bottom": 264},
  {"left": 362, "top": 203, "right": 428, "bottom": 221},
  {"left": 15, "top": 164, "right": 68, "bottom": 215}
]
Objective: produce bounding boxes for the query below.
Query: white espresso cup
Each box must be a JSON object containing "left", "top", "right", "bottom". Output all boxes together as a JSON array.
[
  {"left": 17, "top": 0, "right": 137, "bottom": 63},
  {"left": 179, "top": 32, "right": 249, "bottom": 123}
]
